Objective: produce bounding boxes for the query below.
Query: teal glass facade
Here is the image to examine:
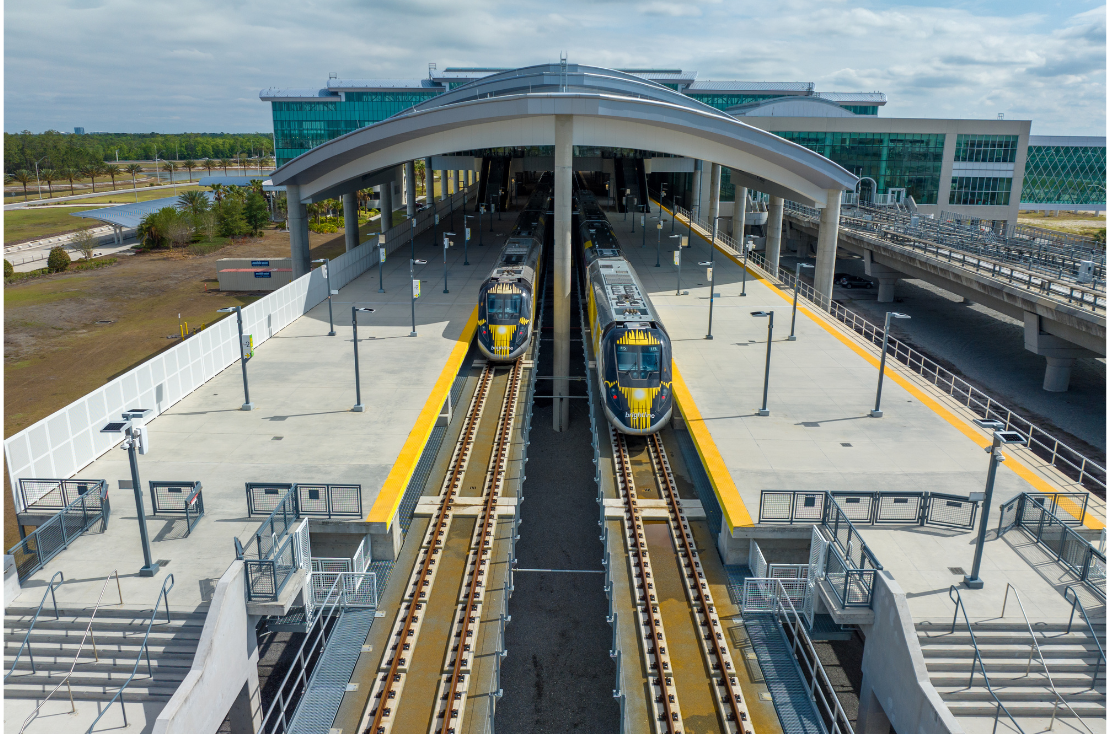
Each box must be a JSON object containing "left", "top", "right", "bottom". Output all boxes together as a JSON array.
[
  {"left": 949, "top": 176, "right": 1012, "bottom": 206},
  {"left": 954, "top": 134, "right": 1018, "bottom": 163},
  {"left": 686, "top": 93, "right": 780, "bottom": 110},
  {"left": 272, "top": 90, "right": 443, "bottom": 165},
  {"left": 1021, "top": 144, "right": 1106, "bottom": 206},
  {"left": 840, "top": 105, "right": 878, "bottom": 116},
  {"left": 775, "top": 131, "right": 946, "bottom": 204}
]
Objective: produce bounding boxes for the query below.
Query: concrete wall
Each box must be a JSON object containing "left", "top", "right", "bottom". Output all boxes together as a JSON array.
[
  {"left": 857, "top": 571, "right": 963, "bottom": 734},
  {"left": 153, "top": 560, "right": 260, "bottom": 734}
]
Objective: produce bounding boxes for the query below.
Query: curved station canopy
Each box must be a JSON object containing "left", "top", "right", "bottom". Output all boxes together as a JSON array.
[{"left": 269, "top": 63, "right": 857, "bottom": 206}]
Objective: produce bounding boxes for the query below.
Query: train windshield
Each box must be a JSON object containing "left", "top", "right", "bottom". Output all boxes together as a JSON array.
[
  {"left": 486, "top": 293, "right": 523, "bottom": 318},
  {"left": 616, "top": 344, "right": 661, "bottom": 380}
]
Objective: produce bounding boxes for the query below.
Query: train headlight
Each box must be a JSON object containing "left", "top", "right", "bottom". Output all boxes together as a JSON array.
[
  {"left": 497, "top": 326, "right": 507, "bottom": 335},
  {"left": 633, "top": 389, "right": 646, "bottom": 401}
]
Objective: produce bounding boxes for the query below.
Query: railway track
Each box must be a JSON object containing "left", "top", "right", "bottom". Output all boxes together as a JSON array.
[
  {"left": 363, "top": 358, "right": 524, "bottom": 734},
  {"left": 609, "top": 427, "right": 754, "bottom": 734}
]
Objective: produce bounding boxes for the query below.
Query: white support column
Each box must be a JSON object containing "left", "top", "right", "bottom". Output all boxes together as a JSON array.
[
  {"left": 691, "top": 160, "right": 704, "bottom": 219},
  {"left": 733, "top": 184, "right": 748, "bottom": 246},
  {"left": 404, "top": 161, "right": 416, "bottom": 217},
  {"left": 708, "top": 163, "right": 721, "bottom": 239},
  {"left": 447, "top": 170, "right": 456, "bottom": 197},
  {"left": 424, "top": 158, "right": 434, "bottom": 203},
  {"left": 342, "top": 192, "right": 359, "bottom": 252},
  {"left": 814, "top": 188, "right": 842, "bottom": 306},
  {"left": 437, "top": 170, "right": 446, "bottom": 201},
  {"left": 380, "top": 182, "right": 394, "bottom": 232},
  {"left": 766, "top": 195, "right": 784, "bottom": 276},
  {"left": 553, "top": 114, "right": 573, "bottom": 432},
  {"left": 286, "top": 184, "right": 310, "bottom": 278}
]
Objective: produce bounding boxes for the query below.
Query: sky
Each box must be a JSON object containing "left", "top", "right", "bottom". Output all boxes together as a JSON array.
[{"left": 3, "top": 0, "right": 1106, "bottom": 136}]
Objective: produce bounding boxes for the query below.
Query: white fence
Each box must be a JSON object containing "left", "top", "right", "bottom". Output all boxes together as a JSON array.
[{"left": 4, "top": 186, "right": 477, "bottom": 514}]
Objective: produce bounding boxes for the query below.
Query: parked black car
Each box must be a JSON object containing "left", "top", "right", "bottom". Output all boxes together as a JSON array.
[{"left": 834, "top": 273, "right": 874, "bottom": 289}]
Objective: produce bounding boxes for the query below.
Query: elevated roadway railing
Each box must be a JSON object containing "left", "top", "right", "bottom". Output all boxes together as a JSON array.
[
  {"left": 784, "top": 201, "right": 1105, "bottom": 311},
  {"left": 660, "top": 198, "right": 1107, "bottom": 497}
]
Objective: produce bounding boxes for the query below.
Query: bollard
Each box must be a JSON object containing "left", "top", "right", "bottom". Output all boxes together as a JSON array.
[{"left": 610, "top": 612, "right": 619, "bottom": 657}]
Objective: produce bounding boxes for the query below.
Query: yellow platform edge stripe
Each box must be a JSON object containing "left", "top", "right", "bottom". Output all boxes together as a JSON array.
[
  {"left": 658, "top": 200, "right": 1104, "bottom": 531},
  {"left": 672, "top": 363, "right": 756, "bottom": 529},
  {"left": 366, "top": 305, "right": 480, "bottom": 528}
]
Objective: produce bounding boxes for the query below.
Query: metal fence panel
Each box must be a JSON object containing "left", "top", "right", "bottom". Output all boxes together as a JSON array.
[
  {"left": 749, "top": 539, "right": 767, "bottom": 579},
  {"left": 875, "top": 494, "right": 923, "bottom": 524},
  {"left": 7, "top": 484, "right": 110, "bottom": 582},
  {"left": 18, "top": 478, "right": 106, "bottom": 513},
  {"left": 926, "top": 494, "right": 978, "bottom": 529},
  {"left": 831, "top": 493, "right": 874, "bottom": 523},
  {"left": 758, "top": 491, "right": 795, "bottom": 522},
  {"left": 247, "top": 483, "right": 294, "bottom": 516}
]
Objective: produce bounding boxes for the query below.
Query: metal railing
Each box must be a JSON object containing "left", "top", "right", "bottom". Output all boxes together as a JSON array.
[
  {"left": 1064, "top": 586, "right": 1105, "bottom": 690},
  {"left": 8, "top": 481, "right": 111, "bottom": 582},
  {"left": 948, "top": 585, "right": 1026, "bottom": 734},
  {"left": 18, "top": 570, "right": 125, "bottom": 733},
  {"left": 744, "top": 579, "right": 854, "bottom": 734},
  {"left": 662, "top": 200, "right": 1108, "bottom": 496},
  {"left": 998, "top": 493, "right": 1106, "bottom": 600},
  {"left": 5, "top": 571, "right": 65, "bottom": 679},
  {"left": 17, "top": 478, "right": 107, "bottom": 514},
  {"left": 759, "top": 489, "right": 980, "bottom": 530},
  {"left": 86, "top": 574, "right": 174, "bottom": 733},
  {"left": 741, "top": 577, "right": 807, "bottom": 611},
  {"left": 1000, "top": 584, "right": 1093, "bottom": 732},
  {"left": 259, "top": 571, "right": 378, "bottom": 734},
  {"left": 149, "top": 481, "right": 204, "bottom": 537}
]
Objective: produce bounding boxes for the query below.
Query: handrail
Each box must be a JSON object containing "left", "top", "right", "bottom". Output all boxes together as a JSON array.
[
  {"left": 85, "top": 574, "right": 175, "bottom": 733},
  {"left": 769, "top": 578, "right": 854, "bottom": 734},
  {"left": 1064, "top": 586, "right": 1105, "bottom": 690},
  {"left": 948, "top": 585, "right": 1026, "bottom": 734},
  {"left": 19, "top": 570, "right": 124, "bottom": 733},
  {"left": 1001, "top": 584, "right": 1092, "bottom": 733},
  {"left": 5, "top": 571, "right": 65, "bottom": 679}
]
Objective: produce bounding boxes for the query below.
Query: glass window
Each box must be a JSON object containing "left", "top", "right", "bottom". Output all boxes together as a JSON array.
[
  {"left": 1021, "top": 145, "right": 1106, "bottom": 206},
  {"left": 954, "top": 134, "right": 1019, "bottom": 163},
  {"left": 685, "top": 93, "right": 779, "bottom": 111},
  {"left": 486, "top": 293, "right": 522, "bottom": 317},
  {"left": 616, "top": 344, "right": 661, "bottom": 378},
  {"left": 949, "top": 177, "right": 1012, "bottom": 206}
]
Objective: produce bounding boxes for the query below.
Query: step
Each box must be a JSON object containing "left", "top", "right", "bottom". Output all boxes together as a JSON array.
[
  {"left": 925, "top": 658, "right": 1106, "bottom": 675},
  {"left": 4, "top": 680, "right": 179, "bottom": 702},
  {"left": 920, "top": 643, "right": 1104, "bottom": 659},
  {"left": 918, "top": 631, "right": 1104, "bottom": 646},
  {"left": 5, "top": 606, "right": 208, "bottom": 624},
  {"left": 5, "top": 627, "right": 202, "bottom": 646},
  {"left": 916, "top": 620, "right": 1106, "bottom": 634},
  {"left": 6, "top": 617, "right": 204, "bottom": 635},
  {"left": 944, "top": 701, "right": 1107, "bottom": 718},
  {"left": 930, "top": 672, "right": 1104, "bottom": 688},
  {"left": 937, "top": 686, "right": 1106, "bottom": 703},
  {"left": 5, "top": 667, "right": 189, "bottom": 688},
  {"left": 6, "top": 653, "right": 195, "bottom": 674}
]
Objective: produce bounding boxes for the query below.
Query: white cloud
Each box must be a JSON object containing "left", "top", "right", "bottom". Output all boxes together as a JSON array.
[{"left": 2, "top": 0, "right": 1104, "bottom": 135}]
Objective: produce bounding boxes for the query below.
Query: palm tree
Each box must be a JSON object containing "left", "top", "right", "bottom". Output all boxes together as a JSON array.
[
  {"left": 104, "top": 164, "right": 121, "bottom": 190},
  {"left": 125, "top": 163, "right": 143, "bottom": 188},
  {"left": 219, "top": 158, "right": 233, "bottom": 175},
  {"left": 210, "top": 182, "right": 227, "bottom": 203},
  {"left": 40, "top": 169, "right": 60, "bottom": 197},
  {"left": 60, "top": 167, "right": 78, "bottom": 194},
  {"left": 10, "top": 170, "right": 33, "bottom": 200},
  {"left": 178, "top": 189, "right": 209, "bottom": 215},
  {"left": 182, "top": 160, "right": 198, "bottom": 182},
  {"left": 81, "top": 163, "right": 101, "bottom": 193},
  {"left": 203, "top": 158, "right": 215, "bottom": 176}
]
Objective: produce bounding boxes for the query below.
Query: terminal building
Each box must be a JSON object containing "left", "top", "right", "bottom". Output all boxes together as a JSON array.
[{"left": 262, "top": 67, "right": 1106, "bottom": 226}]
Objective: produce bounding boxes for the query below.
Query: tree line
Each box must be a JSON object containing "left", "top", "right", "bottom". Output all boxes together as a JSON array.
[{"left": 4, "top": 131, "right": 274, "bottom": 174}]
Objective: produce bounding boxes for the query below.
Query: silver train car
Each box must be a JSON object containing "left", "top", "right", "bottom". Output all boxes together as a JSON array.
[
  {"left": 576, "top": 184, "right": 673, "bottom": 435},
  {"left": 476, "top": 177, "right": 552, "bottom": 361}
]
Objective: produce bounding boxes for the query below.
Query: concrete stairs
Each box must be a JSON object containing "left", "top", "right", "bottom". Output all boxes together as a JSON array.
[
  {"left": 4, "top": 605, "right": 204, "bottom": 703},
  {"left": 916, "top": 621, "right": 1106, "bottom": 722}
]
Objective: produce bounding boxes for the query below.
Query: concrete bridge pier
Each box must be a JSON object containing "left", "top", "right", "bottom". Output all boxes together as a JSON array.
[
  {"left": 814, "top": 188, "right": 842, "bottom": 304},
  {"left": 342, "top": 192, "right": 359, "bottom": 251},
  {"left": 765, "top": 195, "right": 784, "bottom": 275},
  {"left": 864, "top": 252, "right": 906, "bottom": 303},
  {"left": 405, "top": 160, "right": 416, "bottom": 216},
  {"left": 732, "top": 183, "right": 747, "bottom": 245},
  {"left": 1024, "top": 312, "right": 1095, "bottom": 392},
  {"left": 552, "top": 114, "right": 573, "bottom": 431},
  {"left": 424, "top": 157, "right": 434, "bottom": 202},
  {"left": 287, "top": 183, "right": 310, "bottom": 278}
]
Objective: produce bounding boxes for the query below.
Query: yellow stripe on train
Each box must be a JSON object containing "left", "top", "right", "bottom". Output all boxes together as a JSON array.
[
  {"left": 619, "top": 385, "right": 661, "bottom": 431},
  {"left": 492, "top": 324, "right": 517, "bottom": 356},
  {"left": 617, "top": 330, "right": 660, "bottom": 346}
]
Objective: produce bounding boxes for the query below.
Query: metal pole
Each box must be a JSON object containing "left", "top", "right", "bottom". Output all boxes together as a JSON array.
[
  {"left": 352, "top": 307, "right": 364, "bottom": 412},
  {"left": 759, "top": 312, "right": 773, "bottom": 416},
  {"left": 378, "top": 243, "right": 385, "bottom": 294},
  {"left": 442, "top": 235, "right": 449, "bottom": 294},
  {"left": 655, "top": 222, "right": 661, "bottom": 267},
  {"left": 707, "top": 219, "right": 718, "bottom": 340},
  {"left": 641, "top": 207, "right": 646, "bottom": 248},
  {"left": 788, "top": 263, "right": 803, "bottom": 341},
  {"left": 675, "top": 241, "right": 682, "bottom": 296},
  {"left": 965, "top": 433, "right": 1003, "bottom": 589},
  {"left": 741, "top": 242, "right": 749, "bottom": 297},
  {"left": 410, "top": 259, "right": 418, "bottom": 337},
  {"left": 234, "top": 307, "right": 252, "bottom": 410},
  {"left": 479, "top": 207, "right": 484, "bottom": 246},
  {"left": 871, "top": 311, "right": 892, "bottom": 418},
  {"left": 326, "top": 261, "right": 336, "bottom": 335},
  {"left": 128, "top": 437, "right": 159, "bottom": 576}
]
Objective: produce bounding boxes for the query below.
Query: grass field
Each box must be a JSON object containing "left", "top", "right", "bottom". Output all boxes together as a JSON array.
[
  {"left": 1018, "top": 211, "right": 1106, "bottom": 242},
  {"left": 4, "top": 206, "right": 107, "bottom": 245},
  {"left": 20, "top": 184, "right": 204, "bottom": 207}
]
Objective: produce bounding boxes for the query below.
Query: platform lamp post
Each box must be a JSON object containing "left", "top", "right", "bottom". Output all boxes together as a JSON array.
[
  {"left": 498, "top": 188, "right": 504, "bottom": 220},
  {"left": 699, "top": 216, "right": 728, "bottom": 340},
  {"left": 311, "top": 258, "right": 337, "bottom": 334},
  {"left": 478, "top": 205, "right": 486, "bottom": 246},
  {"left": 217, "top": 306, "right": 253, "bottom": 410},
  {"left": 670, "top": 235, "right": 686, "bottom": 294},
  {"left": 964, "top": 421, "right": 1028, "bottom": 589},
  {"left": 409, "top": 258, "right": 427, "bottom": 337},
  {"left": 655, "top": 218, "right": 664, "bottom": 267},
  {"left": 641, "top": 206, "right": 648, "bottom": 248},
  {"left": 788, "top": 263, "right": 815, "bottom": 341},
  {"left": 100, "top": 409, "right": 159, "bottom": 576},
  {"left": 375, "top": 234, "right": 387, "bottom": 293},
  {"left": 750, "top": 311, "right": 774, "bottom": 416},
  {"left": 869, "top": 312, "right": 911, "bottom": 417},
  {"left": 464, "top": 216, "right": 475, "bottom": 265},
  {"left": 442, "top": 233, "right": 454, "bottom": 293},
  {"left": 351, "top": 307, "right": 375, "bottom": 412}
]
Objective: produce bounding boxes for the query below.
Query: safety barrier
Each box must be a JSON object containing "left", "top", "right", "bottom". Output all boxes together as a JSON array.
[
  {"left": 246, "top": 482, "right": 363, "bottom": 519},
  {"left": 7, "top": 482, "right": 111, "bottom": 582},
  {"left": 742, "top": 577, "right": 807, "bottom": 612},
  {"left": 149, "top": 480, "right": 204, "bottom": 537},
  {"left": 16, "top": 478, "right": 106, "bottom": 514},
  {"left": 759, "top": 489, "right": 979, "bottom": 530},
  {"left": 998, "top": 493, "right": 1105, "bottom": 600},
  {"left": 662, "top": 199, "right": 1107, "bottom": 496}
]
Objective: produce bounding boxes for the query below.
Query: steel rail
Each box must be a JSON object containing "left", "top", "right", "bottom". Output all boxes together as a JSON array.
[
  {"left": 611, "top": 427, "right": 682, "bottom": 733},
  {"left": 5, "top": 571, "right": 65, "bottom": 679},
  {"left": 366, "top": 364, "right": 496, "bottom": 734},
  {"left": 648, "top": 433, "right": 750, "bottom": 733},
  {"left": 438, "top": 358, "right": 524, "bottom": 733}
]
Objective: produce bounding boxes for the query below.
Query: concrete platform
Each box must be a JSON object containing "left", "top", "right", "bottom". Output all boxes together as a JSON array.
[
  {"left": 618, "top": 205, "right": 1105, "bottom": 625},
  {"left": 6, "top": 199, "right": 519, "bottom": 617}
]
